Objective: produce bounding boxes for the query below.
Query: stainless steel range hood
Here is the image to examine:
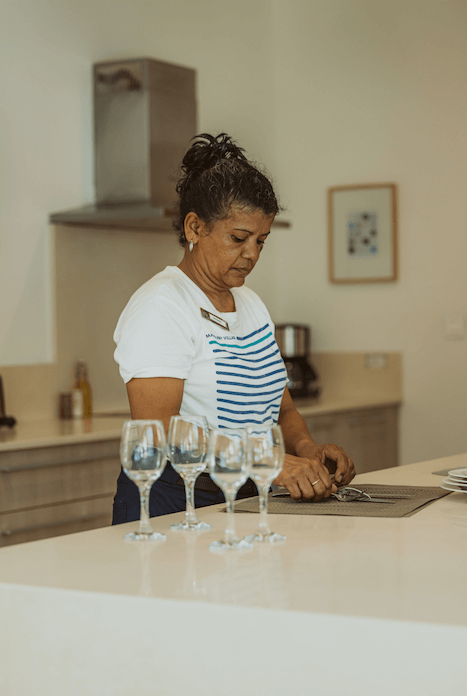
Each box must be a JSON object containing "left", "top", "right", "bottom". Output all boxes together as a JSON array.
[{"left": 50, "top": 58, "right": 197, "bottom": 230}]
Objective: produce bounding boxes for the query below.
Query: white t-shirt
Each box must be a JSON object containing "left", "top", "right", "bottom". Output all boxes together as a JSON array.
[{"left": 114, "top": 266, "right": 287, "bottom": 430}]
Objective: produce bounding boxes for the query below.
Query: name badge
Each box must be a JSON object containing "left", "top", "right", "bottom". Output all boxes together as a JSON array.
[{"left": 200, "top": 308, "right": 230, "bottom": 331}]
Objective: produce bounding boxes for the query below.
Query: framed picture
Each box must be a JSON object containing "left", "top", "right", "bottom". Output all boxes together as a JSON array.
[{"left": 328, "top": 183, "right": 398, "bottom": 284}]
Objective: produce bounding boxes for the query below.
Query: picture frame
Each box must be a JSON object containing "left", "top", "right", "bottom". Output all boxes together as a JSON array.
[{"left": 328, "top": 183, "right": 398, "bottom": 284}]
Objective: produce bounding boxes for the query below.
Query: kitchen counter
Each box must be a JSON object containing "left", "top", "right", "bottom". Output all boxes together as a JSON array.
[
  {"left": 0, "top": 416, "right": 127, "bottom": 452},
  {"left": 0, "top": 392, "right": 401, "bottom": 452},
  {"left": 0, "top": 397, "right": 401, "bottom": 547},
  {"left": 291, "top": 394, "right": 401, "bottom": 417},
  {"left": 0, "top": 453, "right": 466, "bottom": 695}
]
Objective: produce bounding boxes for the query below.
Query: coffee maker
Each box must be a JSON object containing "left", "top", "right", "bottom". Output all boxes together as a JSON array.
[{"left": 275, "top": 324, "right": 320, "bottom": 399}]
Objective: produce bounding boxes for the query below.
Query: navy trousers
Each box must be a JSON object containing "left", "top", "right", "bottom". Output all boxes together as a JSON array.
[{"left": 112, "top": 462, "right": 226, "bottom": 525}]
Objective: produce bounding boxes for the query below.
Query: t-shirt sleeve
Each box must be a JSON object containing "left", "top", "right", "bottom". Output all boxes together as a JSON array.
[{"left": 113, "top": 294, "right": 196, "bottom": 383}]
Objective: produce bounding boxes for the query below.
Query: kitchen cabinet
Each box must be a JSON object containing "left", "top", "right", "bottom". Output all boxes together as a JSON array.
[
  {"left": 0, "top": 439, "right": 121, "bottom": 546},
  {"left": 303, "top": 404, "right": 399, "bottom": 473}
]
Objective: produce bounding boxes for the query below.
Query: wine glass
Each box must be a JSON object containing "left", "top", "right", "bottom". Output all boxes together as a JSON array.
[
  {"left": 167, "top": 415, "right": 210, "bottom": 531},
  {"left": 244, "top": 424, "right": 286, "bottom": 544},
  {"left": 207, "top": 427, "right": 252, "bottom": 551},
  {"left": 120, "top": 419, "right": 167, "bottom": 541}
]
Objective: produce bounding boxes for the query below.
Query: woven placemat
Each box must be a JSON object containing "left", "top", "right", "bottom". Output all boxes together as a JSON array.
[{"left": 233, "top": 484, "right": 451, "bottom": 518}]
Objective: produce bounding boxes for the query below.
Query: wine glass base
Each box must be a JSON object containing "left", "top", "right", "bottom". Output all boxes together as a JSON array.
[
  {"left": 244, "top": 531, "right": 286, "bottom": 544},
  {"left": 124, "top": 530, "right": 166, "bottom": 542},
  {"left": 171, "top": 520, "right": 211, "bottom": 531},
  {"left": 209, "top": 538, "right": 253, "bottom": 552}
]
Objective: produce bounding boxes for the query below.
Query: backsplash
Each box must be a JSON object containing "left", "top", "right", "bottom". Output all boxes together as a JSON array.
[
  {"left": 311, "top": 352, "right": 402, "bottom": 402},
  {"left": 1, "top": 349, "right": 401, "bottom": 424},
  {"left": 0, "top": 224, "right": 183, "bottom": 422}
]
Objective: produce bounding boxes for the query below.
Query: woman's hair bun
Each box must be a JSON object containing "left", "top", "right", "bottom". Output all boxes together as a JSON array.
[
  {"left": 173, "top": 132, "right": 280, "bottom": 244},
  {"left": 180, "top": 133, "right": 247, "bottom": 181}
]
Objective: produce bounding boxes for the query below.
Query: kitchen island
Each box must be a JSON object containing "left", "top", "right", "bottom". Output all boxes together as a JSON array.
[{"left": 1, "top": 453, "right": 466, "bottom": 695}]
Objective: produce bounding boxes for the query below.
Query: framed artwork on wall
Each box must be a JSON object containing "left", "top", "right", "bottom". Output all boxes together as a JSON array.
[{"left": 328, "top": 183, "right": 398, "bottom": 284}]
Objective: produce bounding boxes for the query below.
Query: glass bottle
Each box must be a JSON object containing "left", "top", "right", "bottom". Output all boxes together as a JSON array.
[{"left": 73, "top": 360, "right": 92, "bottom": 419}]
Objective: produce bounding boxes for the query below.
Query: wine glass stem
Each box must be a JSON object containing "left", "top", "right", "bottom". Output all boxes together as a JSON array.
[
  {"left": 258, "top": 484, "right": 272, "bottom": 535},
  {"left": 138, "top": 482, "right": 153, "bottom": 534},
  {"left": 224, "top": 491, "right": 238, "bottom": 543},
  {"left": 184, "top": 476, "right": 198, "bottom": 524}
]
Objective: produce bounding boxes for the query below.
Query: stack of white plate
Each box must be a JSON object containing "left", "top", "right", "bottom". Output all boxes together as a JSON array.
[{"left": 441, "top": 468, "right": 467, "bottom": 493}]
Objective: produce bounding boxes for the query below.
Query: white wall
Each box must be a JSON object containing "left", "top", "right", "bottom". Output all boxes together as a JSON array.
[
  {"left": 0, "top": 0, "right": 276, "bottom": 365},
  {"left": 1, "top": 0, "right": 467, "bottom": 466},
  {"left": 269, "top": 0, "right": 467, "bottom": 465}
]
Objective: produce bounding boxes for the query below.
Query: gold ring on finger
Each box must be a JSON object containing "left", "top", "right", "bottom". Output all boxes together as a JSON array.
[{"left": 311, "top": 479, "right": 320, "bottom": 486}]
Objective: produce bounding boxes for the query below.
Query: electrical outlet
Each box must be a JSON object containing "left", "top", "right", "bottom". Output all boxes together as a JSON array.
[{"left": 364, "top": 353, "right": 388, "bottom": 370}]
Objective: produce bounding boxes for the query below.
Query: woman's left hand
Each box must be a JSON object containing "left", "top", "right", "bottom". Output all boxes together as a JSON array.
[
  {"left": 276, "top": 388, "right": 356, "bottom": 500},
  {"left": 273, "top": 442, "right": 356, "bottom": 501},
  {"left": 308, "top": 442, "right": 356, "bottom": 486}
]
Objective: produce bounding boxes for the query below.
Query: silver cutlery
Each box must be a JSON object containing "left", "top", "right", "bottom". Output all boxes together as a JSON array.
[
  {"left": 332, "top": 487, "right": 397, "bottom": 503},
  {"left": 337, "top": 487, "right": 411, "bottom": 502},
  {"left": 272, "top": 485, "right": 410, "bottom": 504}
]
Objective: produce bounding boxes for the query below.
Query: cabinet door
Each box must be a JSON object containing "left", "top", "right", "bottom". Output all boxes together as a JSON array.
[
  {"left": 0, "top": 439, "right": 122, "bottom": 547},
  {"left": 301, "top": 406, "right": 399, "bottom": 474},
  {"left": 344, "top": 407, "right": 399, "bottom": 474},
  {"left": 0, "top": 440, "right": 121, "bottom": 514},
  {"left": 303, "top": 414, "right": 342, "bottom": 447},
  {"left": 0, "top": 495, "right": 114, "bottom": 547}
]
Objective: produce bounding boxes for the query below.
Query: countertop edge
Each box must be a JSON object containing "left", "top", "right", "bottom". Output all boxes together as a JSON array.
[
  {"left": 294, "top": 396, "right": 402, "bottom": 417},
  {"left": 0, "top": 397, "right": 403, "bottom": 452}
]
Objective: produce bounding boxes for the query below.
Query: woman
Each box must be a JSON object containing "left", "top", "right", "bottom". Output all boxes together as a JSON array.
[{"left": 112, "top": 133, "right": 355, "bottom": 524}]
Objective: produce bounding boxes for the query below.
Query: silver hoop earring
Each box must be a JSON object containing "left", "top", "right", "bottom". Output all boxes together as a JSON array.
[{"left": 189, "top": 240, "right": 194, "bottom": 252}]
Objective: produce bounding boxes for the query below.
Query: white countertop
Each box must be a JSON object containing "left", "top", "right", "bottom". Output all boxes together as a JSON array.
[
  {"left": 0, "top": 395, "right": 401, "bottom": 452},
  {"left": 0, "top": 416, "right": 127, "bottom": 451},
  {"left": 290, "top": 394, "right": 401, "bottom": 417},
  {"left": 0, "top": 453, "right": 466, "bottom": 695}
]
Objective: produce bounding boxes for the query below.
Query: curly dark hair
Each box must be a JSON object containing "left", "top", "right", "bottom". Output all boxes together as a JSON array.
[{"left": 173, "top": 133, "right": 281, "bottom": 247}]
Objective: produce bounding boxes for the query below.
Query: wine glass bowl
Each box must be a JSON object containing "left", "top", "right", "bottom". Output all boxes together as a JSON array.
[
  {"left": 168, "top": 415, "right": 211, "bottom": 531},
  {"left": 244, "top": 424, "right": 286, "bottom": 544},
  {"left": 207, "top": 427, "right": 253, "bottom": 552},
  {"left": 120, "top": 420, "right": 168, "bottom": 541}
]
